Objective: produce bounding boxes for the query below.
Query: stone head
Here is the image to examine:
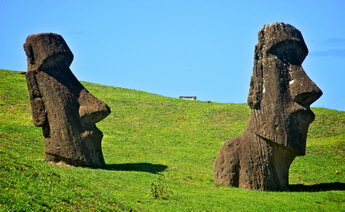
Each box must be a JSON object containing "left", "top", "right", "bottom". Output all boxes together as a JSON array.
[
  {"left": 24, "top": 33, "right": 73, "bottom": 70},
  {"left": 247, "top": 23, "right": 322, "bottom": 155},
  {"left": 24, "top": 33, "right": 110, "bottom": 167}
]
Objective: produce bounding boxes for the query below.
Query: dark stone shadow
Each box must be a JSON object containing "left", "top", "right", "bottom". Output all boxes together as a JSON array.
[
  {"left": 289, "top": 182, "right": 345, "bottom": 192},
  {"left": 105, "top": 163, "right": 168, "bottom": 174}
]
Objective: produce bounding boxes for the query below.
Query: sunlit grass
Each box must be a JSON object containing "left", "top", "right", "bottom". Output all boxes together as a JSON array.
[{"left": 1, "top": 69, "right": 344, "bottom": 211}]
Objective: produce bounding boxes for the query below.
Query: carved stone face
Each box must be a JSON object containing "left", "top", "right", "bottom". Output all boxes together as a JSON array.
[
  {"left": 248, "top": 23, "right": 322, "bottom": 155},
  {"left": 24, "top": 33, "right": 111, "bottom": 167}
]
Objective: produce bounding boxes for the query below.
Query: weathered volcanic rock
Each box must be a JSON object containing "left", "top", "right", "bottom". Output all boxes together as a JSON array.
[
  {"left": 214, "top": 23, "right": 322, "bottom": 190},
  {"left": 24, "top": 33, "right": 111, "bottom": 168}
]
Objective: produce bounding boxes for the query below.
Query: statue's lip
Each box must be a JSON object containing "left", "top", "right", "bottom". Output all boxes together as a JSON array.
[
  {"left": 80, "top": 128, "right": 103, "bottom": 140},
  {"left": 80, "top": 130, "right": 96, "bottom": 139},
  {"left": 290, "top": 106, "right": 315, "bottom": 122}
]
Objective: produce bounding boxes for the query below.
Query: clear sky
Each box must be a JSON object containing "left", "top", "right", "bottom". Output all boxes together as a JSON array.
[{"left": 2, "top": 0, "right": 345, "bottom": 111}]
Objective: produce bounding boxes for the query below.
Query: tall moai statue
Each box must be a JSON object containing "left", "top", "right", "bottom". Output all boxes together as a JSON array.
[
  {"left": 214, "top": 23, "right": 322, "bottom": 190},
  {"left": 24, "top": 33, "right": 111, "bottom": 168}
]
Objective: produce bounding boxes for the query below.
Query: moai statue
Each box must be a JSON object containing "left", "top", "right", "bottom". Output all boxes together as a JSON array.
[
  {"left": 24, "top": 33, "right": 111, "bottom": 168},
  {"left": 214, "top": 23, "right": 322, "bottom": 190}
]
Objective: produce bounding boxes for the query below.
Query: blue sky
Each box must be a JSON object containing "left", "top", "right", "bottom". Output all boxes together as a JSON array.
[{"left": 2, "top": 0, "right": 345, "bottom": 111}]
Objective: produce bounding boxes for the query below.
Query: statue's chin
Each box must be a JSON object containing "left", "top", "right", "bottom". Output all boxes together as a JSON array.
[{"left": 285, "top": 108, "right": 314, "bottom": 154}]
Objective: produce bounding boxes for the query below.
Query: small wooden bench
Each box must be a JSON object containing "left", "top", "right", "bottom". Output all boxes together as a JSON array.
[{"left": 179, "top": 96, "right": 197, "bottom": 100}]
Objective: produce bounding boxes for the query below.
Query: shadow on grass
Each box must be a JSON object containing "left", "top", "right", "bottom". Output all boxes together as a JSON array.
[
  {"left": 289, "top": 182, "right": 345, "bottom": 192},
  {"left": 105, "top": 163, "right": 168, "bottom": 174}
]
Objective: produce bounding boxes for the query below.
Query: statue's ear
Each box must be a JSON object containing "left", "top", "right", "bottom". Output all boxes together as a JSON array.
[
  {"left": 25, "top": 70, "right": 47, "bottom": 127},
  {"left": 24, "top": 42, "right": 35, "bottom": 65},
  {"left": 247, "top": 48, "right": 263, "bottom": 110},
  {"left": 248, "top": 76, "right": 259, "bottom": 109}
]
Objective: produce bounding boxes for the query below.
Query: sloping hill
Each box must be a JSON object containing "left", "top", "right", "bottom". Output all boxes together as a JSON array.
[{"left": 0, "top": 69, "right": 344, "bottom": 211}]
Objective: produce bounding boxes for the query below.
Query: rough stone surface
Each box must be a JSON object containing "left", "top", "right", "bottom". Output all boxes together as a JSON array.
[
  {"left": 214, "top": 23, "right": 322, "bottom": 190},
  {"left": 24, "top": 33, "right": 111, "bottom": 168}
]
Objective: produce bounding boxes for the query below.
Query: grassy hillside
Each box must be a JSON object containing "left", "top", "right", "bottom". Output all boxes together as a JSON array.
[{"left": 0, "top": 69, "right": 344, "bottom": 211}]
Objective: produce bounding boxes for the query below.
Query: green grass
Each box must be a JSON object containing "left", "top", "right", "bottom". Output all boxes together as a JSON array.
[{"left": 0, "top": 69, "right": 344, "bottom": 211}]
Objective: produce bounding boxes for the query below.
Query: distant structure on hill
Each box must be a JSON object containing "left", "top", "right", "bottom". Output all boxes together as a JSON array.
[{"left": 179, "top": 96, "right": 197, "bottom": 100}]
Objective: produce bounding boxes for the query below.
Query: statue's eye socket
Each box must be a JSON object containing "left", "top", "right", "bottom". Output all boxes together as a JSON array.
[{"left": 268, "top": 40, "right": 308, "bottom": 66}]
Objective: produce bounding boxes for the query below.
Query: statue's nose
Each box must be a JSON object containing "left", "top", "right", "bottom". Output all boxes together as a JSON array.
[
  {"left": 78, "top": 90, "right": 111, "bottom": 124},
  {"left": 289, "top": 65, "right": 323, "bottom": 107}
]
